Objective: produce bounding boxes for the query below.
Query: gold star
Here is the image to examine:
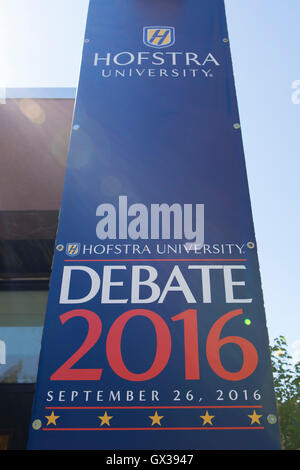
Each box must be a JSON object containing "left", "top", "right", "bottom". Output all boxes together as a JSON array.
[
  {"left": 200, "top": 410, "right": 215, "bottom": 426},
  {"left": 45, "top": 411, "right": 60, "bottom": 426},
  {"left": 149, "top": 411, "right": 164, "bottom": 426},
  {"left": 248, "top": 410, "right": 262, "bottom": 425},
  {"left": 98, "top": 411, "right": 113, "bottom": 427}
]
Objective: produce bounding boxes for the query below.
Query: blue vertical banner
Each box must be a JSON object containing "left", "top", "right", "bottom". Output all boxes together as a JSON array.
[{"left": 28, "top": 0, "right": 281, "bottom": 450}]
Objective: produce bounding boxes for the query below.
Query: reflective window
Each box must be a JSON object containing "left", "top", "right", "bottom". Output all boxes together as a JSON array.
[
  {"left": 0, "top": 327, "right": 43, "bottom": 383},
  {"left": 0, "top": 91, "right": 75, "bottom": 387}
]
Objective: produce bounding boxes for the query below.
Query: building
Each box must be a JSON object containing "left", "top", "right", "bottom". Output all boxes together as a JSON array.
[{"left": 0, "top": 87, "right": 75, "bottom": 449}]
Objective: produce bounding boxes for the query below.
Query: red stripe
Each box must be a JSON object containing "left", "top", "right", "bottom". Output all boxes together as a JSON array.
[
  {"left": 64, "top": 259, "right": 246, "bottom": 262},
  {"left": 45, "top": 405, "right": 262, "bottom": 410},
  {"left": 42, "top": 426, "right": 264, "bottom": 431}
]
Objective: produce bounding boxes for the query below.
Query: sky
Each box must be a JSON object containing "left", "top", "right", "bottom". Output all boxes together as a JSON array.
[{"left": 0, "top": 0, "right": 299, "bottom": 362}]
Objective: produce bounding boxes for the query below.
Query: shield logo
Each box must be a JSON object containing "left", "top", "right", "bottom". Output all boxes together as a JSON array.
[
  {"left": 66, "top": 243, "right": 81, "bottom": 257},
  {"left": 143, "top": 26, "right": 175, "bottom": 49}
]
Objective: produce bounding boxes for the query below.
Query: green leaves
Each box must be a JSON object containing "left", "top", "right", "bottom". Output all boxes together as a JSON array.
[{"left": 270, "top": 336, "right": 300, "bottom": 450}]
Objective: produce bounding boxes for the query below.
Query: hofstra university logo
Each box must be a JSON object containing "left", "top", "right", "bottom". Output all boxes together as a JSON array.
[
  {"left": 66, "top": 243, "right": 81, "bottom": 257},
  {"left": 93, "top": 26, "right": 220, "bottom": 79},
  {"left": 143, "top": 27, "right": 175, "bottom": 49}
]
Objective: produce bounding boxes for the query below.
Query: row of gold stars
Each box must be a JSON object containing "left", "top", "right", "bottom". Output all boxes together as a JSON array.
[{"left": 45, "top": 410, "right": 263, "bottom": 427}]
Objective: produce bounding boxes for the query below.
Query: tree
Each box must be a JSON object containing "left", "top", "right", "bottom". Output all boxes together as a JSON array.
[{"left": 270, "top": 336, "right": 300, "bottom": 450}]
